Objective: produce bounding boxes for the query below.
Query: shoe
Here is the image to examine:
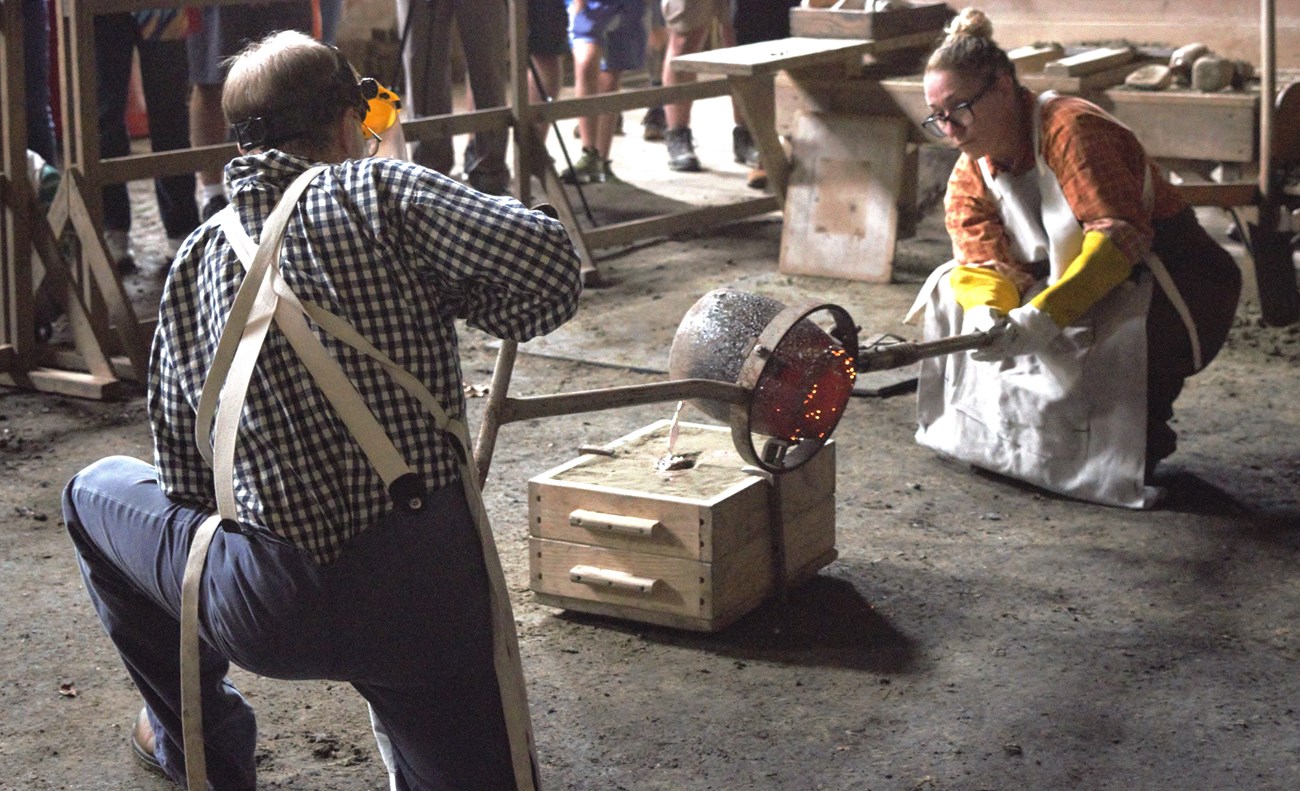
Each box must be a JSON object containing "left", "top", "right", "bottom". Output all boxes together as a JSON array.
[
  {"left": 746, "top": 166, "right": 768, "bottom": 191},
  {"left": 104, "top": 229, "right": 134, "bottom": 271},
  {"left": 665, "top": 127, "right": 701, "bottom": 172},
  {"left": 130, "top": 707, "right": 168, "bottom": 779},
  {"left": 642, "top": 106, "right": 666, "bottom": 141},
  {"left": 733, "top": 125, "right": 760, "bottom": 167},
  {"left": 599, "top": 159, "right": 621, "bottom": 184},
  {"left": 200, "top": 193, "right": 229, "bottom": 222},
  {"left": 560, "top": 148, "right": 603, "bottom": 185}
]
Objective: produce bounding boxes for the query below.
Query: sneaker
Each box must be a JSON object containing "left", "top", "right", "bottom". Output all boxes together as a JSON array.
[
  {"left": 666, "top": 127, "right": 701, "bottom": 172},
  {"left": 642, "top": 107, "right": 666, "bottom": 141},
  {"left": 746, "top": 166, "right": 768, "bottom": 191},
  {"left": 560, "top": 148, "right": 603, "bottom": 185},
  {"left": 103, "top": 229, "right": 134, "bottom": 271},
  {"left": 599, "top": 159, "right": 621, "bottom": 184},
  {"left": 733, "top": 125, "right": 760, "bottom": 167}
]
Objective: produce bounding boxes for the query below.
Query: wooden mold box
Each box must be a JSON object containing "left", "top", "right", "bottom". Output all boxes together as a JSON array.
[{"left": 528, "top": 420, "right": 836, "bottom": 632}]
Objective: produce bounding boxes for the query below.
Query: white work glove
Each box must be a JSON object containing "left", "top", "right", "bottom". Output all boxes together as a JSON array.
[
  {"left": 970, "top": 303, "right": 1061, "bottom": 362},
  {"left": 960, "top": 304, "right": 1004, "bottom": 334}
]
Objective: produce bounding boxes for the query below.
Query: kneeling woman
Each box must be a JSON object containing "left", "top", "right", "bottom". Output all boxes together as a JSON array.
[{"left": 910, "top": 8, "right": 1241, "bottom": 506}]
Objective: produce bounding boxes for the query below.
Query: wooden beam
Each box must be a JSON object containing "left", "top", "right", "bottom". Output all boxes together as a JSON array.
[
  {"left": 583, "top": 197, "right": 779, "bottom": 249},
  {"left": 1043, "top": 47, "right": 1135, "bottom": 77},
  {"left": 1172, "top": 181, "right": 1259, "bottom": 206}
]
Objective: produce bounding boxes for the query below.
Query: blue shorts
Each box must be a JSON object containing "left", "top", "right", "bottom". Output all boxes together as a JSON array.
[{"left": 568, "top": 0, "right": 647, "bottom": 72}]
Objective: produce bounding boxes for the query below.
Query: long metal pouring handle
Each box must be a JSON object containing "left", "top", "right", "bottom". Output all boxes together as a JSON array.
[
  {"left": 473, "top": 339, "right": 749, "bottom": 487},
  {"left": 474, "top": 327, "right": 999, "bottom": 487},
  {"left": 855, "top": 329, "right": 999, "bottom": 373}
]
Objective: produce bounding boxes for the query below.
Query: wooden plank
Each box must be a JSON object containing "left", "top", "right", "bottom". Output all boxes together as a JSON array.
[
  {"left": 96, "top": 143, "right": 239, "bottom": 186},
  {"left": 1008, "top": 44, "right": 1066, "bottom": 74},
  {"left": 779, "top": 112, "right": 910, "bottom": 283},
  {"left": 789, "top": 3, "right": 954, "bottom": 40},
  {"left": 671, "top": 37, "right": 876, "bottom": 78},
  {"left": 1173, "top": 181, "right": 1258, "bottom": 207},
  {"left": 1042, "top": 47, "right": 1135, "bottom": 77},
  {"left": 534, "top": 79, "right": 730, "bottom": 123},
  {"left": 1100, "top": 88, "right": 1258, "bottom": 163},
  {"left": 1021, "top": 60, "right": 1146, "bottom": 94},
  {"left": 0, "top": 367, "right": 125, "bottom": 399},
  {"left": 583, "top": 196, "right": 779, "bottom": 250}
]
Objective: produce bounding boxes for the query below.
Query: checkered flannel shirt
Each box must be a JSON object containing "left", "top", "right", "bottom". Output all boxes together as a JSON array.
[
  {"left": 150, "top": 150, "right": 582, "bottom": 564},
  {"left": 944, "top": 91, "right": 1188, "bottom": 295}
]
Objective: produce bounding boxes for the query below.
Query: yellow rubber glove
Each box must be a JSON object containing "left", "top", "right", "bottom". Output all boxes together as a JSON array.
[
  {"left": 1029, "top": 230, "right": 1135, "bottom": 328},
  {"left": 949, "top": 265, "right": 1021, "bottom": 334},
  {"left": 950, "top": 265, "right": 1021, "bottom": 314}
]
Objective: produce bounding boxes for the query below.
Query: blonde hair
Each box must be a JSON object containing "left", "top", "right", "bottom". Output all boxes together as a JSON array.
[
  {"left": 222, "top": 30, "right": 362, "bottom": 154},
  {"left": 926, "top": 7, "right": 1016, "bottom": 84}
]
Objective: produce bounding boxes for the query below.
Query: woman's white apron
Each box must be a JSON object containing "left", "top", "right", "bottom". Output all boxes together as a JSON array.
[{"left": 909, "top": 92, "right": 1164, "bottom": 508}]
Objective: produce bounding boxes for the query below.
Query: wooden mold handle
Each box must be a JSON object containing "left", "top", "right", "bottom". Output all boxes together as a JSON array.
[
  {"left": 569, "top": 565, "right": 660, "bottom": 595},
  {"left": 568, "top": 509, "right": 661, "bottom": 539}
]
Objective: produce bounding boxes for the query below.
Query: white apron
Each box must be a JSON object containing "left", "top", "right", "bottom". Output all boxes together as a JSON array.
[{"left": 911, "top": 92, "right": 1164, "bottom": 508}]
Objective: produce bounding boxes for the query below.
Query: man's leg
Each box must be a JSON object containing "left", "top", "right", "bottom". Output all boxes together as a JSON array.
[
  {"left": 455, "top": 0, "right": 511, "bottom": 193},
  {"left": 187, "top": 7, "right": 228, "bottom": 218},
  {"left": 333, "top": 485, "right": 515, "bottom": 790},
  {"left": 94, "top": 14, "right": 136, "bottom": 244},
  {"left": 594, "top": 1, "right": 645, "bottom": 178},
  {"left": 398, "top": 0, "right": 456, "bottom": 172},
  {"left": 62, "top": 456, "right": 256, "bottom": 789},
  {"left": 139, "top": 38, "right": 199, "bottom": 246},
  {"left": 661, "top": 21, "right": 708, "bottom": 171}
]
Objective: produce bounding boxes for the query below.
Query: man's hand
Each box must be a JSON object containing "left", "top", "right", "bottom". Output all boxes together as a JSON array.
[{"left": 970, "top": 303, "right": 1061, "bottom": 361}]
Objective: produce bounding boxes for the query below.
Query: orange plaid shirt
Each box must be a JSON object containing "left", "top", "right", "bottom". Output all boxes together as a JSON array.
[{"left": 944, "top": 91, "right": 1186, "bottom": 295}]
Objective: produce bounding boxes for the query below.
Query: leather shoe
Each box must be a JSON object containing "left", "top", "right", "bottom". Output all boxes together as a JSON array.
[{"left": 131, "top": 707, "right": 168, "bottom": 779}]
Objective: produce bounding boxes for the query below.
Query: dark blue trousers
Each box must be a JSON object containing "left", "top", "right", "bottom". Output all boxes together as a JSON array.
[{"left": 63, "top": 455, "right": 515, "bottom": 790}]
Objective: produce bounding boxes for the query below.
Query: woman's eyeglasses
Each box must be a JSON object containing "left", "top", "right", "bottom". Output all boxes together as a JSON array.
[{"left": 922, "top": 76, "right": 997, "bottom": 138}]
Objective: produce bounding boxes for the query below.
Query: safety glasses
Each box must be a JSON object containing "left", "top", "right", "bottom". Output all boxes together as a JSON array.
[{"left": 922, "top": 75, "right": 997, "bottom": 138}]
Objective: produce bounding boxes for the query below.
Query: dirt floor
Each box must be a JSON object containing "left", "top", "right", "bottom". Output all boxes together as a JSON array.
[{"left": 3, "top": 95, "right": 1299, "bottom": 790}]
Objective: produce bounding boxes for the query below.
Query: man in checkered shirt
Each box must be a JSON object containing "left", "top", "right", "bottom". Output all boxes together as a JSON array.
[{"left": 63, "top": 30, "right": 581, "bottom": 790}]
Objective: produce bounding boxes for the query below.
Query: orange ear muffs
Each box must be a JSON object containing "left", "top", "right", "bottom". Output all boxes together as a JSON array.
[{"left": 359, "top": 78, "right": 402, "bottom": 135}]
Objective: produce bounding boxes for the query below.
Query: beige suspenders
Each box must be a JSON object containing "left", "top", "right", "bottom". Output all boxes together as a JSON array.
[{"left": 179, "top": 167, "right": 539, "bottom": 790}]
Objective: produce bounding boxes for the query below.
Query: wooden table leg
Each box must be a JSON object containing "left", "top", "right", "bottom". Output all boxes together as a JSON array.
[{"left": 728, "top": 74, "right": 789, "bottom": 203}]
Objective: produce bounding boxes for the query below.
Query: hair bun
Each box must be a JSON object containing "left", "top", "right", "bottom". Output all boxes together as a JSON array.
[{"left": 944, "top": 7, "right": 994, "bottom": 41}]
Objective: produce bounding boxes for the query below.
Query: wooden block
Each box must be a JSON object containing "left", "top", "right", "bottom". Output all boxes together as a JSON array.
[
  {"left": 1124, "top": 64, "right": 1173, "bottom": 91},
  {"left": 780, "top": 111, "right": 910, "bottom": 282},
  {"left": 1042, "top": 47, "right": 1135, "bottom": 78},
  {"left": 1008, "top": 44, "right": 1065, "bottom": 74},
  {"left": 528, "top": 420, "right": 837, "bottom": 631},
  {"left": 789, "top": 3, "right": 953, "bottom": 41},
  {"left": 1021, "top": 60, "right": 1147, "bottom": 94}
]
